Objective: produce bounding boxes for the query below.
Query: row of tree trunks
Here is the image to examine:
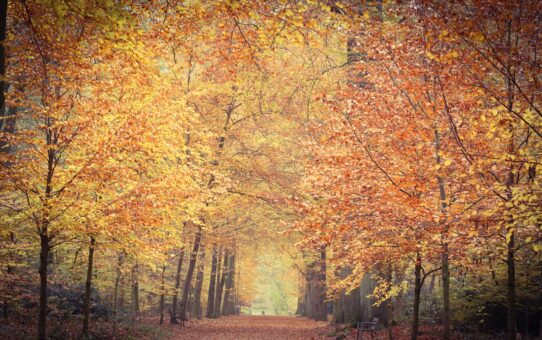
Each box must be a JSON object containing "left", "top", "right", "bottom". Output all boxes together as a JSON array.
[
  {"left": 330, "top": 269, "right": 390, "bottom": 329},
  {"left": 203, "top": 245, "right": 237, "bottom": 318},
  {"left": 78, "top": 227, "right": 204, "bottom": 333},
  {"left": 78, "top": 225, "right": 234, "bottom": 332},
  {"left": 179, "top": 227, "right": 203, "bottom": 320}
]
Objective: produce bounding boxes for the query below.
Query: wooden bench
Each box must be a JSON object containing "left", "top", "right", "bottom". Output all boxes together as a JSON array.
[{"left": 356, "top": 317, "right": 378, "bottom": 340}]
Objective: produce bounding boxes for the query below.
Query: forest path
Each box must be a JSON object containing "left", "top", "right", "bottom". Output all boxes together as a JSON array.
[{"left": 168, "top": 315, "right": 329, "bottom": 339}]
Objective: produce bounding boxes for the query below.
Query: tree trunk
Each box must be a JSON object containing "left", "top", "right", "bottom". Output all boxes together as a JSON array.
[
  {"left": 434, "top": 129, "right": 451, "bottom": 340},
  {"left": 539, "top": 261, "right": 542, "bottom": 339},
  {"left": 234, "top": 261, "right": 240, "bottom": 314},
  {"left": 229, "top": 251, "right": 237, "bottom": 313},
  {"left": 304, "top": 265, "right": 313, "bottom": 317},
  {"left": 296, "top": 273, "right": 306, "bottom": 316},
  {"left": 0, "top": 0, "right": 7, "bottom": 151},
  {"left": 187, "top": 283, "right": 193, "bottom": 319},
  {"left": 38, "top": 138, "right": 55, "bottom": 339},
  {"left": 222, "top": 251, "right": 235, "bottom": 315},
  {"left": 179, "top": 228, "right": 202, "bottom": 320},
  {"left": 316, "top": 247, "right": 327, "bottom": 321},
  {"left": 411, "top": 254, "right": 422, "bottom": 340},
  {"left": 332, "top": 293, "right": 343, "bottom": 324},
  {"left": 205, "top": 244, "right": 218, "bottom": 318},
  {"left": 131, "top": 263, "right": 140, "bottom": 316},
  {"left": 38, "top": 233, "right": 50, "bottom": 340},
  {"left": 193, "top": 243, "right": 206, "bottom": 319},
  {"left": 214, "top": 248, "right": 229, "bottom": 317},
  {"left": 387, "top": 263, "right": 394, "bottom": 340},
  {"left": 3, "top": 231, "right": 16, "bottom": 318},
  {"left": 441, "top": 245, "right": 450, "bottom": 339},
  {"left": 310, "top": 247, "right": 327, "bottom": 321},
  {"left": 159, "top": 263, "right": 166, "bottom": 324},
  {"left": 112, "top": 252, "right": 124, "bottom": 336},
  {"left": 507, "top": 231, "right": 516, "bottom": 340},
  {"left": 170, "top": 233, "right": 186, "bottom": 324},
  {"left": 333, "top": 266, "right": 362, "bottom": 325},
  {"left": 503, "top": 18, "right": 518, "bottom": 339},
  {"left": 82, "top": 236, "right": 96, "bottom": 337}
]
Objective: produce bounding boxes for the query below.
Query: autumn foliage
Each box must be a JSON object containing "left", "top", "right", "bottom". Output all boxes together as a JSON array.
[{"left": 0, "top": 1, "right": 540, "bottom": 340}]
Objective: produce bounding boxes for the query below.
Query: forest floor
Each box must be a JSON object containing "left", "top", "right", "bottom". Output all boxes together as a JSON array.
[
  {"left": 163, "top": 315, "right": 330, "bottom": 339},
  {"left": 154, "top": 315, "right": 459, "bottom": 340}
]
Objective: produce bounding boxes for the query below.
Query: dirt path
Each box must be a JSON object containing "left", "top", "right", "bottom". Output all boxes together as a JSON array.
[{"left": 168, "top": 315, "right": 330, "bottom": 340}]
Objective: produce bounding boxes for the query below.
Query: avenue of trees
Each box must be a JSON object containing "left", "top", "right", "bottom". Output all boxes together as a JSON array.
[{"left": 0, "top": 1, "right": 540, "bottom": 340}]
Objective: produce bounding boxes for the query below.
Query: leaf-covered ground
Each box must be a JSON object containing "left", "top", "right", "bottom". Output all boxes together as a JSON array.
[
  {"left": 160, "top": 317, "right": 472, "bottom": 340},
  {"left": 165, "top": 315, "right": 329, "bottom": 340}
]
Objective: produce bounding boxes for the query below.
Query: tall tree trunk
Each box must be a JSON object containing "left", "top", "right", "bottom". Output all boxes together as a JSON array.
[
  {"left": 212, "top": 247, "right": 223, "bottom": 316},
  {"left": 214, "top": 248, "right": 229, "bottom": 317},
  {"left": 206, "top": 244, "right": 218, "bottom": 318},
  {"left": 192, "top": 243, "right": 206, "bottom": 320},
  {"left": 312, "top": 247, "right": 327, "bottom": 321},
  {"left": 131, "top": 263, "right": 139, "bottom": 316},
  {"left": 411, "top": 253, "right": 422, "bottom": 340},
  {"left": 82, "top": 236, "right": 96, "bottom": 337},
  {"left": 234, "top": 259, "right": 240, "bottom": 314},
  {"left": 222, "top": 251, "right": 235, "bottom": 315},
  {"left": 228, "top": 251, "right": 236, "bottom": 314},
  {"left": 441, "top": 244, "right": 450, "bottom": 339},
  {"left": 504, "top": 17, "right": 517, "bottom": 339},
  {"left": 331, "top": 266, "right": 343, "bottom": 324},
  {"left": 113, "top": 252, "right": 124, "bottom": 336},
  {"left": 187, "top": 283, "right": 193, "bottom": 319},
  {"left": 332, "top": 293, "right": 343, "bottom": 324},
  {"left": 435, "top": 129, "right": 450, "bottom": 340},
  {"left": 119, "top": 274, "right": 125, "bottom": 309},
  {"left": 38, "top": 232, "right": 50, "bottom": 340},
  {"left": 304, "top": 265, "right": 313, "bottom": 317},
  {"left": 308, "top": 248, "right": 327, "bottom": 321},
  {"left": 386, "top": 262, "right": 394, "bottom": 340},
  {"left": 539, "top": 261, "right": 542, "bottom": 340},
  {"left": 507, "top": 231, "right": 516, "bottom": 339},
  {"left": 0, "top": 0, "right": 7, "bottom": 147},
  {"left": 333, "top": 266, "right": 362, "bottom": 325},
  {"left": 170, "top": 230, "right": 186, "bottom": 324},
  {"left": 38, "top": 149, "right": 54, "bottom": 340},
  {"left": 296, "top": 272, "right": 306, "bottom": 316},
  {"left": 179, "top": 228, "right": 202, "bottom": 320},
  {"left": 159, "top": 263, "right": 166, "bottom": 324},
  {"left": 3, "top": 231, "right": 16, "bottom": 318},
  {"left": 0, "top": 0, "right": 17, "bottom": 154},
  {"left": 346, "top": 285, "right": 362, "bottom": 324}
]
